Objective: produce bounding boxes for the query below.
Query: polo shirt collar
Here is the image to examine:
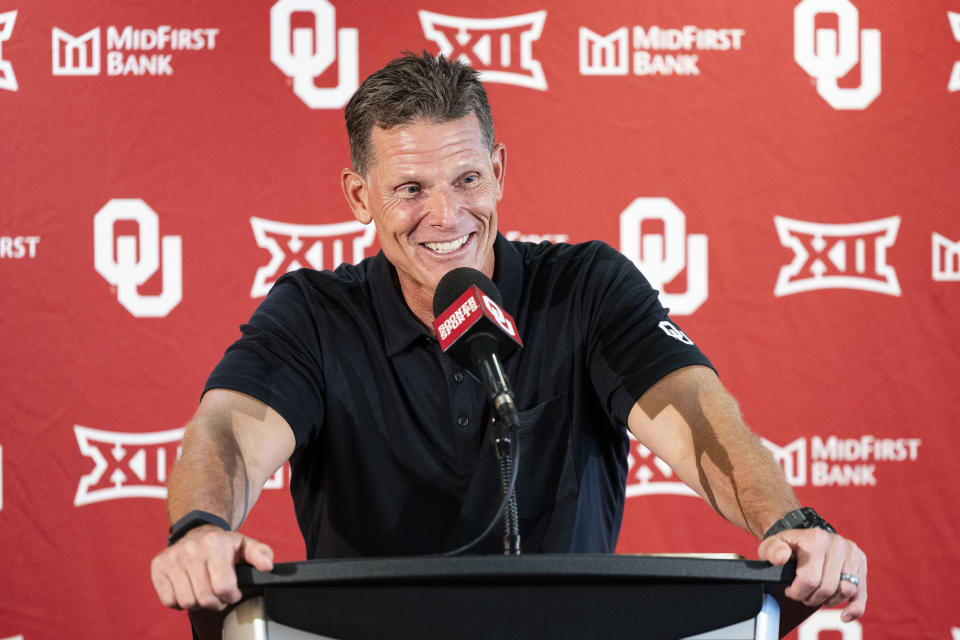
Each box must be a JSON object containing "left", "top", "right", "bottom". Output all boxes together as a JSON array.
[
  {"left": 491, "top": 232, "right": 522, "bottom": 320},
  {"left": 368, "top": 251, "right": 430, "bottom": 357},
  {"left": 369, "top": 233, "right": 524, "bottom": 357}
]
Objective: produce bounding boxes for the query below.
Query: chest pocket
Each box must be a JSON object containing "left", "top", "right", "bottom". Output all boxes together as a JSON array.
[{"left": 513, "top": 393, "right": 578, "bottom": 518}]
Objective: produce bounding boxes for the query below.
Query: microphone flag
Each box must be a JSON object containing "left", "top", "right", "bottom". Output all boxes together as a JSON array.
[{"left": 432, "top": 268, "right": 523, "bottom": 363}]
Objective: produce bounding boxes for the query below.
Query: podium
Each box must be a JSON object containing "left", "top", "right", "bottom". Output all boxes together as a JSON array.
[{"left": 210, "top": 555, "right": 815, "bottom": 639}]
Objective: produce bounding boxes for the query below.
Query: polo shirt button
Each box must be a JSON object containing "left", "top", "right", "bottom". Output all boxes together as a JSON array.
[
  {"left": 457, "top": 415, "right": 469, "bottom": 427},
  {"left": 454, "top": 371, "right": 464, "bottom": 383}
]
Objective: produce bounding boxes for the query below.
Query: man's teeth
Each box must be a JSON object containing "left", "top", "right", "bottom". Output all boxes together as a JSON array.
[{"left": 425, "top": 236, "right": 468, "bottom": 254}]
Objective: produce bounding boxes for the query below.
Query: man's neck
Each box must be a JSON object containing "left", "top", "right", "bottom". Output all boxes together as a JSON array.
[{"left": 398, "top": 279, "right": 438, "bottom": 335}]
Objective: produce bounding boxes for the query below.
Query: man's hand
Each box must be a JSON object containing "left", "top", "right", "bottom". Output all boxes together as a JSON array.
[
  {"left": 758, "top": 528, "right": 867, "bottom": 622},
  {"left": 150, "top": 525, "right": 275, "bottom": 611}
]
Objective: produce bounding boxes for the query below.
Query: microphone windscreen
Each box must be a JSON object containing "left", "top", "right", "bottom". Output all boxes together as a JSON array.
[{"left": 433, "top": 267, "right": 503, "bottom": 317}]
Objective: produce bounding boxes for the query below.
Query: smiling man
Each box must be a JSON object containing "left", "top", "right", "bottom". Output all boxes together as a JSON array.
[{"left": 151, "top": 52, "right": 867, "bottom": 627}]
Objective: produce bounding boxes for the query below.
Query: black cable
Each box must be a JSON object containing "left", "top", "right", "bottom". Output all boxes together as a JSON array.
[{"left": 438, "top": 435, "right": 520, "bottom": 557}]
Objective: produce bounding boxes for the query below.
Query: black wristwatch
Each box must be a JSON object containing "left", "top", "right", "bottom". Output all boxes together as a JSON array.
[
  {"left": 167, "top": 510, "right": 231, "bottom": 546},
  {"left": 763, "top": 507, "right": 836, "bottom": 539}
]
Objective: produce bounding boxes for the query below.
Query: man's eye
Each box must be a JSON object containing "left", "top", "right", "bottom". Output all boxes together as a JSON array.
[
  {"left": 400, "top": 185, "right": 421, "bottom": 195},
  {"left": 462, "top": 174, "right": 479, "bottom": 185}
]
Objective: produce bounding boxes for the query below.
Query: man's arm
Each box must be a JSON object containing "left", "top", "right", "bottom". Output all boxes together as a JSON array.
[
  {"left": 628, "top": 365, "right": 867, "bottom": 622},
  {"left": 150, "top": 389, "right": 296, "bottom": 611}
]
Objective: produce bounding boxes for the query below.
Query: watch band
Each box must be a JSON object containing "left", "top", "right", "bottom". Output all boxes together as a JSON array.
[
  {"left": 167, "top": 510, "right": 231, "bottom": 546},
  {"left": 763, "top": 506, "right": 836, "bottom": 539}
]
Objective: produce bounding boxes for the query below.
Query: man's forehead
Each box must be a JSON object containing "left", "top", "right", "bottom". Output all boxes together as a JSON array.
[{"left": 368, "top": 114, "right": 490, "bottom": 171}]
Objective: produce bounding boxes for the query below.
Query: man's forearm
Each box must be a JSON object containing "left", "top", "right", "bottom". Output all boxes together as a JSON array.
[
  {"left": 166, "top": 417, "right": 257, "bottom": 528},
  {"left": 687, "top": 402, "right": 799, "bottom": 537},
  {"left": 166, "top": 389, "right": 296, "bottom": 527},
  {"left": 629, "top": 366, "right": 799, "bottom": 538}
]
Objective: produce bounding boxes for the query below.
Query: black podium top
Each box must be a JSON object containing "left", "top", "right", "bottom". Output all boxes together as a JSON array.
[{"left": 233, "top": 554, "right": 815, "bottom": 639}]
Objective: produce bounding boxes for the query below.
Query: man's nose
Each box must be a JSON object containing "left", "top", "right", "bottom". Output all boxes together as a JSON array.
[{"left": 425, "top": 187, "right": 457, "bottom": 227}]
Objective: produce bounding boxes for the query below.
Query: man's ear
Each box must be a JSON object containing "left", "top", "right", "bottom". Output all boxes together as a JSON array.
[
  {"left": 341, "top": 168, "right": 372, "bottom": 224},
  {"left": 491, "top": 142, "right": 506, "bottom": 201}
]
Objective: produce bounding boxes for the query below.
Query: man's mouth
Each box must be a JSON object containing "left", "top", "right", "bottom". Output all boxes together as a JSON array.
[{"left": 423, "top": 234, "right": 469, "bottom": 255}]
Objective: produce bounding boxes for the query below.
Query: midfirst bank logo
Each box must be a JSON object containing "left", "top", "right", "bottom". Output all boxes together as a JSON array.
[
  {"left": 774, "top": 216, "right": 900, "bottom": 296},
  {"left": 0, "top": 10, "right": 17, "bottom": 91},
  {"left": 626, "top": 433, "right": 921, "bottom": 498},
  {"left": 0, "top": 235, "right": 40, "bottom": 259},
  {"left": 74, "top": 426, "right": 291, "bottom": 505},
  {"left": 419, "top": 10, "right": 548, "bottom": 90},
  {"left": 52, "top": 24, "right": 219, "bottom": 77},
  {"left": 270, "top": 0, "right": 358, "bottom": 109},
  {"left": 94, "top": 199, "right": 182, "bottom": 317},
  {"left": 580, "top": 23, "right": 745, "bottom": 77},
  {"left": 793, "top": 0, "right": 881, "bottom": 110},
  {"left": 250, "top": 217, "right": 377, "bottom": 297},
  {"left": 933, "top": 232, "right": 960, "bottom": 281},
  {"left": 619, "top": 198, "right": 708, "bottom": 316}
]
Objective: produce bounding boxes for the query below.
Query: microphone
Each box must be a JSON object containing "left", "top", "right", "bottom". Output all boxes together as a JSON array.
[
  {"left": 433, "top": 267, "right": 524, "bottom": 554},
  {"left": 432, "top": 268, "right": 524, "bottom": 430}
]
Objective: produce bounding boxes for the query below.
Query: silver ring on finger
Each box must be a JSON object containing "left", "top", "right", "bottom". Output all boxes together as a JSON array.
[{"left": 839, "top": 572, "right": 859, "bottom": 587}]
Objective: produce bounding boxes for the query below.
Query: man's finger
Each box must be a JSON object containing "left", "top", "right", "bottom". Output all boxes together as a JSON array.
[
  {"left": 784, "top": 550, "right": 825, "bottom": 603},
  {"left": 166, "top": 557, "right": 200, "bottom": 610},
  {"left": 205, "top": 535, "right": 244, "bottom": 606},
  {"left": 842, "top": 582, "right": 867, "bottom": 622},
  {"left": 239, "top": 537, "right": 275, "bottom": 572},
  {"left": 800, "top": 533, "right": 846, "bottom": 606},
  {"left": 184, "top": 544, "right": 223, "bottom": 610},
  {"left": 150, "top": 560, "right": 180, "bottom": 610},
  {"left": 841, "top": 558, "right": 868, "bottom": 622},
  {"left": 150, "top": 555, "right": 174, "bottom": 608},
  {"left": 756, "top": 536, "right": 793, "bottom": 566},
  {"left": 822, "top": 567, "right": 858, "bottom": 608}
]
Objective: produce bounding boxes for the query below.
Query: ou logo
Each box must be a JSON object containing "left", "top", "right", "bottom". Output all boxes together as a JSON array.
[
  {"left": 94, "top": 199, "right": 182, "bottom": 318},
  {"left": 270, "top": 0, "right": 358, "bottom": 109},
  {"left": 619, "top": 197, "right": 708, "bottom": 316},
  {"left": 793, "top": 0, "right": 881, "bottom": 110},
  {"left": 482, "top": 295, "right": 517, "bottom": 337},
  {"left": 658, "top": 321, "right": 693, "bottom": 346}
]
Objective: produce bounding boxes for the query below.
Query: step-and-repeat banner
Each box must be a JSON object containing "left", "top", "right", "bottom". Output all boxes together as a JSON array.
[{"left": 2, "top": 0, "right": 958, "bottom": 638}]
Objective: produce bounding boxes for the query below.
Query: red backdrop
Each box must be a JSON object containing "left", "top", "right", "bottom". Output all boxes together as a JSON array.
[{"left": 2, "top": 1, "right": 959, "bottom": 638}]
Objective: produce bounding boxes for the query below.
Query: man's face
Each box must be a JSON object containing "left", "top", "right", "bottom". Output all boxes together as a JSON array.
[{"left": 343, "top": 113, "right": 505, "bottom": 315}]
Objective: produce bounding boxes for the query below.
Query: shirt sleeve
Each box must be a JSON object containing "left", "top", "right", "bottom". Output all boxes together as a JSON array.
[
  {"left": 581, "top": 242, "right": 716, "bottom": 425},
  {"left": 204, "top": 272, "right": 325, "bottom": 449}
]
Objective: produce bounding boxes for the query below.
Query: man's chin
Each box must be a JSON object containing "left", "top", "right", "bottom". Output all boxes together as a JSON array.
[{"left": 419, "top": 261, "right": 474, "bottom": 292}]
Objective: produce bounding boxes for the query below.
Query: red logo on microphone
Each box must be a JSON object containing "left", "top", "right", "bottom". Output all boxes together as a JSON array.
[{"left": 434, "top": 286, "right": 523, "bottom": 351}]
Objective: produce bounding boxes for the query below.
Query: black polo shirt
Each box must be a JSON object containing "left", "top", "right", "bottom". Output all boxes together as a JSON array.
[{"left": 205, "top": 234, "right": 713, "bottom": 558}]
